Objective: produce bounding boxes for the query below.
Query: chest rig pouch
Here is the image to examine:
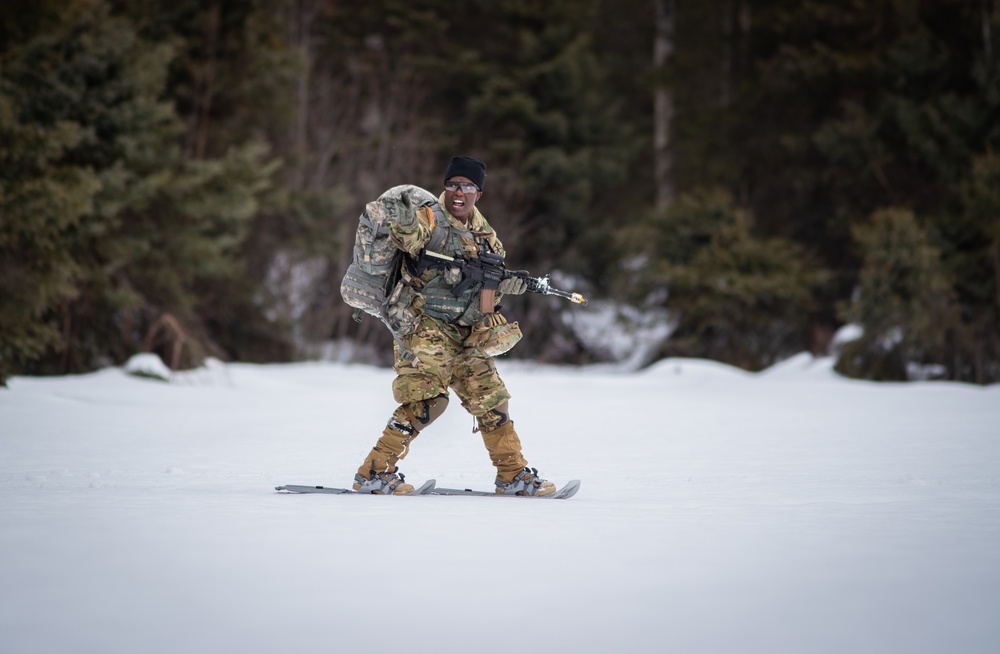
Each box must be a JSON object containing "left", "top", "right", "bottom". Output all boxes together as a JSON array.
[{"left": 408, "top": 232, "right": 523, "bottom": 356}]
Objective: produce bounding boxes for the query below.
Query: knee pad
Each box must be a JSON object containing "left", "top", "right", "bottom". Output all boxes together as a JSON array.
[
  {"left": 393, "top": 394, "right": 449, "bottom": 434},
  {"left": 477, "top": 400, "right": 510, "bottom": 432}
]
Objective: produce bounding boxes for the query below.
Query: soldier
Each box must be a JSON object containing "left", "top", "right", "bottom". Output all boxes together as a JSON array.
[{"left": 352, "top": 155, "right": 555, "bottom": 496}]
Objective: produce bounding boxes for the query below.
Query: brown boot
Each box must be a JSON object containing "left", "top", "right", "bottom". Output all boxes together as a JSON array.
[
  {"left": 480, "top": 421, "right": 555, "bottom": 496},
  {"left": 352, "top": 397, "right": 448, "bottom": 489},
  {"left": 353, "top": 422, "right": 416, "bottom": 495},
  {"left": 355, "top": 426, "right": 412, "bottom": 478},
  {"left": 480, "top": 420, "right": 528, "bottom": 482},
  {"left": 495, "top": 467, "right": 556, "bottom": 497},
  {"left": 352, "top": 469, "right": 414, "bottom": 495}
]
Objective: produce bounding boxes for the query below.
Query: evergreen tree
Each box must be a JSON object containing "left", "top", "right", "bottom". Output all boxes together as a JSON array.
[
  {"left": 836, "top": 208, "right": 955, "bottom": 381},
  {"left": 671, "top": 0, "right": 1000, "bottom": 378},
  {"left": 948, "top": 152, "right": 1000, "bottom": 382},
  {"left": 0, "top": 94, "right": 100, "bottom": 384},
  {"left": 455, "top": 1, "right": 636, "bottom": 278},
  {"left": 628, "top": 188, "right": 824, "bottom": 370},
  {"left": 0, "top": 3, "right": 276, "bottom": 378},
  {"left": 6, "top": 1, "right": 997, "bottom": 376}
]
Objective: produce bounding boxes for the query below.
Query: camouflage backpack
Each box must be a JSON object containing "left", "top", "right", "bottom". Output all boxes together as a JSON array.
[{"left": 340, "top": 185, "right": 448, "bottom": 359}]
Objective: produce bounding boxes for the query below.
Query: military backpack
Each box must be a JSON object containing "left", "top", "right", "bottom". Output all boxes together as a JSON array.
[{"left": 340, "top": 185, "right": 448, "bottom": 359}]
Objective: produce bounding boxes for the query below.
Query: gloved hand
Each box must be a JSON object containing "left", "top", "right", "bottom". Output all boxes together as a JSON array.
[
  {"left": 498, "top": 276, "right": 527, "bottom": 295},
  {"left": 379, "top": 185, "right": 435, "bottom": 227}
]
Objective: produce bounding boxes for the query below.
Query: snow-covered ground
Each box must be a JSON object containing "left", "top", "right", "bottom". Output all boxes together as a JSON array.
[{"left": 1, "top": 355, "right": 998, "bottom": 654}]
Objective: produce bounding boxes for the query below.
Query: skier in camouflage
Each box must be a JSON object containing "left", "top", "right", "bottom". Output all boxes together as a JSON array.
[{"left": 353, "top": 156, "right": 555, "bottom": 496}]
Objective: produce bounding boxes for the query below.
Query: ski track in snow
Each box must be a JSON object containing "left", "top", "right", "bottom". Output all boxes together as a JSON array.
[{"left": 1, "top": 356, "right": 998, "bottom": 654}]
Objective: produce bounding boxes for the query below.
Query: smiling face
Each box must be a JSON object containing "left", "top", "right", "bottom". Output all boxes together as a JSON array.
[{"left": 443, "top": 176, "right": 481, "bottom": 223}]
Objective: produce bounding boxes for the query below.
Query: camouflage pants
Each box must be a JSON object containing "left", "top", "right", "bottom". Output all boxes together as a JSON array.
[
  {"left": 356, "top": 315, "right": 527, "bottom": 482},
  {"left": 391, "top": 315, "right": 510, "bottom": 415}
]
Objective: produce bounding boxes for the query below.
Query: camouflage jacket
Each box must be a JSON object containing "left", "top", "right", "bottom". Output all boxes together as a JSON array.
[{"left": 389, "top": 194, "right": 505, "bottom": 328}]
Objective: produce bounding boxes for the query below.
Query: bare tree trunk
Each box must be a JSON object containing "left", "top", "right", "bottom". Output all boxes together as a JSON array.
[
  {"left": 289, "top": 0, "right": 323, "bottom": 191},
  {"left": 993, "top": 239, "right": 1000, "bottom": 319},
  {"left": 985, "top": 0, "right": 994, "bottom": 57},
  {"left": 283, "top": 26, "right": 442, "bottom": 357},
  {"left": 194, "top": 4, "right": 220, "bottom": 160},
  {"left": 59, "top": 300, "right": 72, "bottom": 374},
  {"left": 721, "top": 0, "right": 733, "bottom": 108},
  {"left": 654, "top": 0, "right": 676, "bottom": 211},
  {"left": 183, "top": 3, "right": 220, "bottom": 159},
  {"left": 736, "top": 0, "right": 752, "bottom": 204},
  {"left": 720, "top": 0, "right": 751, "bottom": 107}
]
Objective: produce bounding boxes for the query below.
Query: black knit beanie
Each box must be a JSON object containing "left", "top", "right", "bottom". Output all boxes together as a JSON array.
[{"left": 443, "top": 155, "right": 486, "bottom": 190}]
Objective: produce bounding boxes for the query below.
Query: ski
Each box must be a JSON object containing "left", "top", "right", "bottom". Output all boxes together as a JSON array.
[
  {"left": 275, "top": 479, "right": 437, "bottom": 496},
  {"left": 428, "top": 479, "right": 581, "bottom": 500},
  {"left": 275, "top": 478, "right": 582, "bottom": 499}
]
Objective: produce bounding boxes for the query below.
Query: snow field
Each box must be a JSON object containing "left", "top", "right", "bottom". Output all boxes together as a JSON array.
[{"left": 1, "top": 356, "right": 998, "bottom": 653}]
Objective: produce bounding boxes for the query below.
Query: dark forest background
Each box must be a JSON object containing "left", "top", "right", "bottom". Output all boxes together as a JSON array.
[{"left": 2, "top": 0, "right": 998, "bottom": 385}]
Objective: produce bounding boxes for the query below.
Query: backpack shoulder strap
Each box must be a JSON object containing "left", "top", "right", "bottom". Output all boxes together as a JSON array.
[
  {"left": 401, "top": 204, "right": 453, "bottom": 279},
  {"left": 425, "top": 204, "right": 451, "bottom": 253}
]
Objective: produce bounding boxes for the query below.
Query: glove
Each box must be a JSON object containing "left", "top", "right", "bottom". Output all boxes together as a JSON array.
[
  {"left": 389, "top": 200, "right": 417, "bottom": 227},
  {"left": 498, "top": 276, "right": 527, "bottom": 295}
]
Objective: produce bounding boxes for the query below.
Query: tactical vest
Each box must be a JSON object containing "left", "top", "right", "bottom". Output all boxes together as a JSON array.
[{"left": 405, "top": 218, "right": 502, "bottom": 328}]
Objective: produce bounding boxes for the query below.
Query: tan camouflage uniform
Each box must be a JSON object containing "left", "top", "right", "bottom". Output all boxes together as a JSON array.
[{"left": 355, "top": 198, "right": 530, "bottom": 485}]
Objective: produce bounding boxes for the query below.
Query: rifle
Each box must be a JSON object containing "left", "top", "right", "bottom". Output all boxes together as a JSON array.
[{"left": 422, "top": 249, "right": 589, "bottom": 309}]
